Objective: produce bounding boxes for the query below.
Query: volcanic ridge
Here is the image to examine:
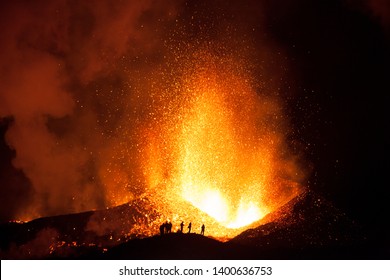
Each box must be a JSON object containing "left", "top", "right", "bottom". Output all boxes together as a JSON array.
[{"left": 0, "top": 190, "right": 382, "bottom": 259}]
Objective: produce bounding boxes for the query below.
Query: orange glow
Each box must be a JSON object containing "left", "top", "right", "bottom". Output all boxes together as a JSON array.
[{"left": 137, "top": 48, "right": 302, "bottom": 237}]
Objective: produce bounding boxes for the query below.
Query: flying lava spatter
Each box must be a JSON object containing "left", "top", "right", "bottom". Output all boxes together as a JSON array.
[{"left": 132, "top": 45, "right": 302, "bottom": 237}]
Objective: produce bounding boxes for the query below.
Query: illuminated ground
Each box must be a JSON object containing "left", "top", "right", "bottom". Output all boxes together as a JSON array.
[{"left": 1, "top": 190, "right": 386, "bottom": 259}]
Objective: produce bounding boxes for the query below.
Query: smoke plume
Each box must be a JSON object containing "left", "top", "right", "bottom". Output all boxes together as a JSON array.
[{"left": 0, "top": 0, "right": 179, "bottom": 220}]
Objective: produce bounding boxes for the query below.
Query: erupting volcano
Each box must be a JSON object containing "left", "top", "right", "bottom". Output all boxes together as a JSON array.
[
  {"left": 2, "top": 0, "right": 386, "bottom": 260},
  {"left": 0, "top": 0, "right": 304, "bottom": 243},
  {"left": 137, "top": 47, "right": 302, "bottom": 237}
]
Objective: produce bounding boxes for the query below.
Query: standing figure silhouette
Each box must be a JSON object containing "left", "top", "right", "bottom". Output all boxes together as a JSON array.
[{"left": 187, "top": 222, "right": 192, "bottom": 233}]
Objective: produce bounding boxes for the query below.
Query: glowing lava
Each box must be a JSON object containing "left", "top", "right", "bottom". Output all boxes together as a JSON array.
[
  {"left": 140, "top": 47, "right": 302, "bottom": 236},
  {"left": 177, "top": 71, "right": 271, "bottom": 228}
]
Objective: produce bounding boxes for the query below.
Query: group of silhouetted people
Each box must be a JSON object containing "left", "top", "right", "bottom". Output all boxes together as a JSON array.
[
  {"left": 159, "top": 221, "right": 173, "bottom": 235},
  {"left": 159, "top": 221, "right": 205, "bottom": 236}
]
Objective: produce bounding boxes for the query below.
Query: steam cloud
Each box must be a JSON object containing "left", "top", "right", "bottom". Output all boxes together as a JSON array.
[{"left": 0, "top": 0, "right": 179, "bottom": 220}]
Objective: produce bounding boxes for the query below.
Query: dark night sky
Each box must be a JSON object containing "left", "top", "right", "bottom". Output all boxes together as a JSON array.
[
  {"left": 262, "top": 0, "right": 389, "bottom": 225},
  {"left": 0, "top": 0, "right": 389, "bottom": 243}
]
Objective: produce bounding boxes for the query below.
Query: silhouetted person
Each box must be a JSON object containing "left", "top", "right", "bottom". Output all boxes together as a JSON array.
[
  {"left": 188, "top": 222, "right": 192, "bottom": 233},
  {"left": 167, "top": 221, "right": 172, "bottom": 233},
  {"left": 159, "top": 223, "right": 165, "bottom": 235},
  {"left": 200, "top": 224, "right": 205, "bottom": 235},
  {"left": 180, "top": 221, "right": 184, "bottom": 233}
]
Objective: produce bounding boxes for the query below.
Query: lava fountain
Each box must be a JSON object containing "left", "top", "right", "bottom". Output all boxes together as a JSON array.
[{"left": 137, "top": 47, "right": 302, "bottom": 237}]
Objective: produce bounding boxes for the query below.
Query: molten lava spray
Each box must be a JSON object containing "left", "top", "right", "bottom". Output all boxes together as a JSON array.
[{"left": 137, "top": 46, "right": 302, "bottom": 237}]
